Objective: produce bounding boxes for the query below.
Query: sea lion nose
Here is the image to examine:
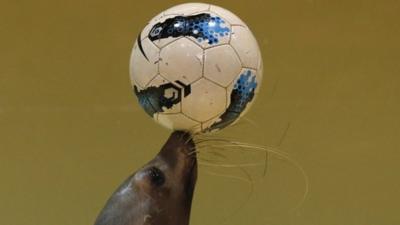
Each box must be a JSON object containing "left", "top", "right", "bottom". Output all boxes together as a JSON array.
[
  {"left": 164, "top": 131, "right": 194, "bottom": 151},
  {"left": 157, "top": 131, "right": 195, "bottom": 167},
  {"left": 169, "top": 130, "right": 192, "bottom": 143}
]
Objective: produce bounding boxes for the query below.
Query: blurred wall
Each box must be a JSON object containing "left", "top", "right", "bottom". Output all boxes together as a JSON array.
[{"left": 1, "top": 1, "right": 399, "bottom": 225}]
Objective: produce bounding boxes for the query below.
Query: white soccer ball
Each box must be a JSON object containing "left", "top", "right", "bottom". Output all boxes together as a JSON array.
[{"left": 130, "top": 3, "right": 263, "bottom": 133}]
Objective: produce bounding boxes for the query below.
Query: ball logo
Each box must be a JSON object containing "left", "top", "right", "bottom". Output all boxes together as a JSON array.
[
  {"left": 149, "top": 26, "right": 163, "bottom": 38},
  {"left": 134, "top": 81, "right": 191, "bottom": 117}
]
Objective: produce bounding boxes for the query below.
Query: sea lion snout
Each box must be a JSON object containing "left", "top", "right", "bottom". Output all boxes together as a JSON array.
[
  {"left": 94, "top": 131, "right": 197, "bottom": 225},
  {"left": 154, "top": 130, "right": 197, "bottom": 201},
  {"left": 159, "top": 130, "right": 195, "bottom": 157},
  {"left": 134, "top": 131, "right": 196, "bottom": 192}
]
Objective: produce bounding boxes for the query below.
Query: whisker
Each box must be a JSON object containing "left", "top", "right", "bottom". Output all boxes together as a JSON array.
[
  {"left": 196, "top": 141, "right": 308, "bottom": 211},
  {"left": 263, "top": 149, "right": 269, "bottom": 177},
  {"left": 187, "top": 149, "right": 201, "bottom": 156},
  {"left": 202, "top": 148, "right": 228, "bottom": 159},
  {"left": 198, "top": 161, "right": 266, "bottom": 168},
  {"left": 198, "top": 143, "right": 290, "bottom": 157},
  {"left": 241, "top": 117, "right": 258, "bottom": 128},
  {"left": 195, "top": 138, "right": 236, "bottom": 144},
  {"left": 193, "top": 134, "right": 308, "bottom": 212},
  {"left": 219, "top": 166, "right": 254, "bottom": 225},
  {"left": 184, "top": 132, "right": 196, "bottom": 145},
  {"left": 200, "top": 160, "right": 255, "bottom": 224}
]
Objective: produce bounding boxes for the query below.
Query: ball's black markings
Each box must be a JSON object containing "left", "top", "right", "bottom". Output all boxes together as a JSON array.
[
  {"left": 134, "top": 81, "right": 191, "bottom": 116},
  {"left": 137, "top": 32, "right": 149, "bottom": 61}
]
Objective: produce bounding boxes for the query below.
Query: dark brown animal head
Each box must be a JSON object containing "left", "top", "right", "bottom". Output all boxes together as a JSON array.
[{"left": 94, "top": 131, "right": 197, "bottom": 225}]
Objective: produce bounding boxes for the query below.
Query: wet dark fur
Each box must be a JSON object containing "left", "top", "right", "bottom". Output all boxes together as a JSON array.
[{"left": 94, "top": 131, "right": 197, "bottom": 225}]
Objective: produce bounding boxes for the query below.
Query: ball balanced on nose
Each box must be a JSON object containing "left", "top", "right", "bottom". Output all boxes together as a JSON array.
[{"left": 94, "top": 3, "right": 263, "bottom": 225}]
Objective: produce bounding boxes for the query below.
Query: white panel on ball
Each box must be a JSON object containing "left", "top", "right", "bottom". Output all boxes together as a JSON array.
[
  {"left": 129, "top": 38, "right": 159, "bottom": 88},
  {"left": 182, "top": 78, "right": 227, "bottom": 122},
  {"left": 230, "top": 25, "right": 261, "bottom": 69},
  {"left": 204, "top": 45, "right": 242, "bottom": 87},
  {"left": 157, "top": 113, "right": 201, "bottom": 132},
  {"left": 159, "top": 38, "right": 204, "bottom": 84}
]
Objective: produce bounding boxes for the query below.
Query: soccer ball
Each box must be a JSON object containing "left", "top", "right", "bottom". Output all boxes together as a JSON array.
[{"left": 130, "top": 3, "right": 263, "bottom": 133}]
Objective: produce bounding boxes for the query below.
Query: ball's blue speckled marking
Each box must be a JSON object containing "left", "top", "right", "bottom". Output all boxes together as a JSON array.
[
  {"left": 148, "top": 13, "right": 230, "bottom": 45},
  {"left": 232, "top": 70, "right": 258, "bottom": 112},
  {"left": 189, "top": 15, "right": 230, "bottom": 44},
  {"left": 205, "top": 70, "right": 258, "bottom": 132}
]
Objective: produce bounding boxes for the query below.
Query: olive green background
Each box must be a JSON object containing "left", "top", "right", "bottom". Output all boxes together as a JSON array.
[{"left": 1, "top": 0, "right": 399, "bottom": 224}]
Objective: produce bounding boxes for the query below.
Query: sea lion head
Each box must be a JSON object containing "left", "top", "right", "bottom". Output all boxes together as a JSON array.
[{"left": 94, "top": 131, "right": 197, "bottom": 225}]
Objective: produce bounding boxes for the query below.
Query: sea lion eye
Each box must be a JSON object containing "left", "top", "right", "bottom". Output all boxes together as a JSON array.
[{"left": 147, "top": 167, "right": 165, "bottom": 186}]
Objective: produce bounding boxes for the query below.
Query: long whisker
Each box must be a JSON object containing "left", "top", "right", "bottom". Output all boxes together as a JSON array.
[
  {"left": 186, "top": 148, "right": 201, "bottom": 157},
  {"left": 241, "top": 117, "right": 258, "bottom": 127},
  {"left": 194, "top": 138, "right": 288, "bottom": 153},
  {"left": 220, "top": 166, "right": 254, "bottom": 225},
  {"left": 195, "top": 139, "right": 273, "bottom": 154},
  {"left": 198, "top": 161, "right": 265, "bottom": 168},
  {"left": 184, "top": 132, "right": 196, "bottom": 145},
  {"left": 202, "top": 149, "right": 228, "bottom": 159},
  {"left": 202, "top": 170, "right": 252, "bottom": 184},
  {"left": 286, "top": 158, "right": 309, "bottom": 212},
  {"left": 197, "top": 143, "right": 289, "bottom": 157},
  {"left": 228, "top": 166, "right": 254, "bottom": 220},
  {"left": 263, "top": 149, "right": 269, "bottom": 177},
  {"left": 194, "top": 138, "right": 238, "bottom": 145},
  {"left": 195, "top": 139, "right": 271, "bottom": 177},
  {"left": 196, "top": 141, "right": 308, "bottom": 211}
]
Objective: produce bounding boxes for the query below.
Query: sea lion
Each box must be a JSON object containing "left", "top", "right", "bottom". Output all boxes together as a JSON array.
[{"left": 94, "top": 131, "right": 197, "bottom": 225}]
